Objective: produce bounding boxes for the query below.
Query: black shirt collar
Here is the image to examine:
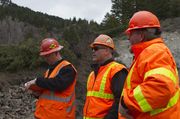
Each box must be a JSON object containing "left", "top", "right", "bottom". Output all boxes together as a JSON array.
[
  {"left": 91, "top": 58, "right": 114, "bottom": 71},
  {"left": 101, "top": 58, "right": 114, "bottom": 66},
  {"left": 48, "top": 59, "right": 64, "bottom": 70}
]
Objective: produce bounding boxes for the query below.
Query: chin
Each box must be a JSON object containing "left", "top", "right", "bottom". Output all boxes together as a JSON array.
[{"left": 92, "top": 58, "right": 97, "bottom": 62}]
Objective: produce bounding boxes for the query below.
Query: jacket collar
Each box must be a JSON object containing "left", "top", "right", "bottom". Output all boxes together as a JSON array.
[
  {"left": 91, "top": 58, "right": 114, "bottom": 75},
  {"left": 101, "top": 58, "right": 114, "bottom": 66},
  {"left": 48, "top": 58, "right": 64, "bottom": 70},
  {"left": 131, "top": 38, "right": 164, "bottom": 59}
]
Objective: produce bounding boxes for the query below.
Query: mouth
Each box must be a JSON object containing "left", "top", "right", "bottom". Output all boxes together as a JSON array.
[{"left": 92, "top": 54, "right": 96, "bottom": 57}]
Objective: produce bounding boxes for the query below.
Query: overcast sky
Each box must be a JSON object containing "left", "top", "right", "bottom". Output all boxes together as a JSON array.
[{"left": 11, "top": 0, "right": 112, "bottom": 23}]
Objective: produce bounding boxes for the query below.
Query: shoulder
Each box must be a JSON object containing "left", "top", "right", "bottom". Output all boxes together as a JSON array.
[
  {"left": 59, "top": 63, "right": 77, "bottom": 75},
  {"left": 110, "top": 61, "right": 128, "bottom": 76},
  {"left": 136, "top": 43, "right": 174, "bottom": 75},
  {"left": 61, "top": 60, "right": 77, "bottom": 71},
  {"left": 111, "top": 61, "right": 127, "bottom": 70},
  {"left": 138, "top": 43, "right": 172, "bottom": 64},
  {"left": 143, "top": 43, "right": 169, "bottom": 56}
]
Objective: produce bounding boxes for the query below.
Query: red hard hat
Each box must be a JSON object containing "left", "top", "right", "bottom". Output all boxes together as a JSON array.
[
  {"left": 40, "top": 38, "right": 63, "bottom": 56},
  {"left": 126, "top": 11, "right": 160, "bottom": 34},
  {"left": 90, "top": 34, "right": 115, "bottom": 50}
]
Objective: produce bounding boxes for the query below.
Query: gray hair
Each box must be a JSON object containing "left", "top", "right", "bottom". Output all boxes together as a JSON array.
[{"left": 144, "top": 28, "right": 161, "bottom": 41}]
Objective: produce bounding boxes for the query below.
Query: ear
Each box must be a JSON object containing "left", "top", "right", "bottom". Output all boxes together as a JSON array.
[
  {"left": 105, "top": 48, "right": 112, "bottom": 55},
  {"left": 140, "top": 31, "right": 145, "bottom": 42},
  {"left": 54, "top": 52, "right": 59, "bottom": 56}
]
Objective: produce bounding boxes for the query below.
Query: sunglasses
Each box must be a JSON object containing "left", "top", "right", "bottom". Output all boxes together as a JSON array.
[{"left": 91, "top": 46, "right": 106, "bottom": 51}]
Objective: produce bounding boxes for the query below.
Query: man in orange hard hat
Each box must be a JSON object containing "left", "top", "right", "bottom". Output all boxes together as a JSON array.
[
  {"left": 118, "top": 11, "right": 180, "bottom": 119},
  {"left": 83, "top": 34, "right": 128, "bottom": 119},
  {"left": 24, "top": 38, "right": 77, "bottom": 119}
]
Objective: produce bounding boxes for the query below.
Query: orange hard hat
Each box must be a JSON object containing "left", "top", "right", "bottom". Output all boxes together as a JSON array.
[
  {"left": 126, "top": 11, "right": 160, "bottom": 34},
  {"left": 90, "top": 34, "right": 115, "bottom": 50},
  {"left": 40, "top": 38, "right": 63, "bottom": 56}
]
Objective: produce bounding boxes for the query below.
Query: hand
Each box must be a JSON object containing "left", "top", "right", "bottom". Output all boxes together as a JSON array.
[
  {"left": 25, "top": 90, "right": 41, "bottom": 98},
  {"left": 119, "top": 103, "right": 133, "bottom": 119},
  {"left": 31, "top": 91, "right": 41, "bottom": 98},
  {"left": 24, "top": 78, "right": 37, "bottom": 90}
]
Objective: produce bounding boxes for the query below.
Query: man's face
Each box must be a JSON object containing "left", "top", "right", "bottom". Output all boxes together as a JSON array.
[
  {"left": 128, "top": 30, "right": 143, "bottom": 45},
  {"left": 42, "top": 53, "right": 56, "bottom": 65},
  {"left": 91, "top": 45, "right": 108, "bottom": 63}
]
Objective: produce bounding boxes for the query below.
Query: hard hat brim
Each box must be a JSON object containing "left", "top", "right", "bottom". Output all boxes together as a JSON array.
[
  {"left": 125, "top": 25, "right": 161, "bottom": 35},
  {"left": 40, "top": 46, "right": 63, "bottom": 56},
  {"left": 90, "top": 43, "right": 115, "bottom": 50}
]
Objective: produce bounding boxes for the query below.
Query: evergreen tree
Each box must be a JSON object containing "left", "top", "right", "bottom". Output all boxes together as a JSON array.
[
  {"left": 169, "top": 0, "right": 180, "bottom": 17},
  {"left": 0, "top": 0, "right": 11, "bottom": 6},
  {"left": 111, "top": 0, "right": 135, "bottom": 24},
  {"left": 111, "top": 0, "right": 123, "bottom": 21},
  {"left": 101, "top": 12, "right": 120, "bottom": 29},
  {"left": 136, "top": 0, "right": 171, "bottom": 19}
]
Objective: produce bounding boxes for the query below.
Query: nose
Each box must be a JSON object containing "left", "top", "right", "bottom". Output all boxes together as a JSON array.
[{"left": 92, "top": 49, "right": 96, "bottom": 53}]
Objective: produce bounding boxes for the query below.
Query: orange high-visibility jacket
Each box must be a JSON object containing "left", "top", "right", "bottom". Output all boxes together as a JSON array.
[
  {"left": 83, "top": 61, "right": 126, "bottom": 119},
  {"left": 119, "top": 38, "right": 180, "bottom": 119},
  {"left": 34, "top": 60, "right": 77, "bottom": 119}
]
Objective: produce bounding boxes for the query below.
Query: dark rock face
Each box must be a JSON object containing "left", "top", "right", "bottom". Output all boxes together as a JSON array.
[
  {"left": 0, "top": 83, "right": 85, "bottom": 119},
  {"left": 0, "top": 85, "right": 35, "bottom": 119},
  {"left": 0, "top": 17, "right": 40, "bottom": 44}
]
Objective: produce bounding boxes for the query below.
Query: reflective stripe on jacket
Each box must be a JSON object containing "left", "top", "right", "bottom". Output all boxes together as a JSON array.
[
  {"left": 84, "top": 61, "right": 126, "bottom": 119},
  {"left": 35, "top": 60, "right": 77, "bottom": 119},
  {"left": 119, "top": 38, "right": 180, "bottom": 119}
]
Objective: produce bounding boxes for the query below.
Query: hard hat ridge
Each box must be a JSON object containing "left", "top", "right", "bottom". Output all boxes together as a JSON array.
[
  {"left": 90, "top": 34, "right": 115, "bottom": 50},
  {"left": 126, "top": 11, "right": 160, "bottom": 34},
  {"left": 40, "top": 38, "right": 63, "bottom": 56}
]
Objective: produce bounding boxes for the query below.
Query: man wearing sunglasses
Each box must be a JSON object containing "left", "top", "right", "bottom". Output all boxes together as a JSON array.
[{"left": 83, "top": 34, "right": 128, "bottom": 119}]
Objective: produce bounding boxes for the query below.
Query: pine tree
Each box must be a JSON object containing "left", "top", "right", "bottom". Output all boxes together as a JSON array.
[
  {"left": 0, "top": 0, "right": 11, "bottom": 6},
  {"left": 111, "top": 0, "right": 135, "bottom": 24},
  {"left": 111, "top": 0, "right": 123, "bottom": 22},
  {"left": 101, "top": 12, "right": 120, "bottom": 29},
  {"left": 169, "top": 0, "right": 180, "bottom": 17},
  {"left": 136, "top": 0, "right": 171, "bottom": 19}
]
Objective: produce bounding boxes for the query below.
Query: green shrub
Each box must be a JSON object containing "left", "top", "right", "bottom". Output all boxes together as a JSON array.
[
  {"left": 58, "top": 39, "right": 78, "bottom": 65},
  {"left": 0, "top": 37, "right": 78, "bottom": 72}
]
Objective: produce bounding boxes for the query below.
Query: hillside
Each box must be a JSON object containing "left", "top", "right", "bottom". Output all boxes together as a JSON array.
[
  {"left": 0, "top": 2, "right": 99, "bottom": 74},
  {"left": 0, "top": 1, "right": 180, "bottom": 119},
  {"left": 0, "top": 2, "right": 96, "bottom": 118},
  {"left": 0, "top": 17, "right": 179, "bottom": 119}
]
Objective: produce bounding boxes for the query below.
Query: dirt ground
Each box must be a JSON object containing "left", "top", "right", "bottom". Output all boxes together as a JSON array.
[
  {"left": 0, "top": 68, "right": 87, "bottom": 119},
  {"left": 0, "top": 69, "right": 44, "bottom": 119}
]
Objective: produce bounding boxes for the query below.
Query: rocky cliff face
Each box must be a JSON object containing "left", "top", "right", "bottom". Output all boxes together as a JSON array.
[
  {"left": 0, "top": 17, "right": 40, "bottom": 44},
  {"left": 164, "top": 32, "right": 180, "bottom": 65}
]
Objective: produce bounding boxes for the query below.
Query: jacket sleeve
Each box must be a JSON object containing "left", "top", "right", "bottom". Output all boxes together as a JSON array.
[
  {"left": 123, "top": 47, "right": 178, "bottom": 112},
  {"left": 104, "top": 68, "right": 128, "bottom": 119},
  {"left": 35, "top": 64, "right": 76, "bottom": 92}
]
